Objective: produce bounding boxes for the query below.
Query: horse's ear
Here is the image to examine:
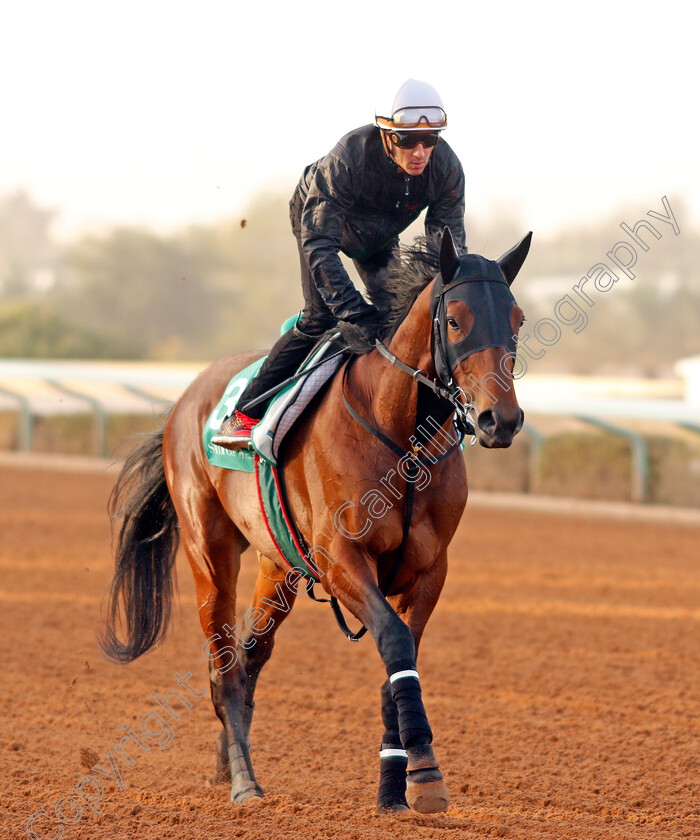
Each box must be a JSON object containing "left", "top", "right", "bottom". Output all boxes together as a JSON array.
[
  {"left": 440, "top": 227, "right": 460, "bottom": 284},
  {"left": 497, "top": 232, "right": 532, "bottom": 286}
]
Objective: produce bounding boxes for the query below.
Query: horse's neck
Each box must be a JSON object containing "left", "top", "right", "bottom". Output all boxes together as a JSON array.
[{"left": 359, "top": 287, "right": 435, "bottom": 445}]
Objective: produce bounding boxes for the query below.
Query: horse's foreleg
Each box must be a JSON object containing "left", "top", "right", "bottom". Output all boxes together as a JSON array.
[
  {"left": 376, "top": 676, "right": 409, "bottom": 813},
  {"left": 375, "top": 599, "right": 438, "bottom": 812},
  {"left": 373, "top": 593, "right": 449, "bottom": 814},
  {"left": 391, "top": 553, "right": 448, "bottom": 814},
  {"left": 328, "top": 547, "right": 449, "bottom": 814}
]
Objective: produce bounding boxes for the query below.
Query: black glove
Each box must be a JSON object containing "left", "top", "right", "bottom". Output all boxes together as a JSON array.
[
  {"left": 344, "top": 303, "right": 381, "bottom": 326},
  {"left": 347, "top": 305, "right": 384, "bottom": 340},
  {"left": 338, "top": 304, "right": 384, "bottom": 352}
]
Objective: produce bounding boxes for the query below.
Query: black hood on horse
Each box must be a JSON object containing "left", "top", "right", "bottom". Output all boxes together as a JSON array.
[
  {"left": 430, "top": 229, "right": 532, "bottom": 385},
  {"left": 339, "top": 228, "right": 532, "bottom": 383}
]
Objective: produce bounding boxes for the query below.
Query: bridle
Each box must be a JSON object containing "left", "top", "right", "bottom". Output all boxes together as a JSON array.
[
  {"left": 373, "top": 260, "right": 519, "bottom": 440},
  {"left": 326, "top": 259, "right": 520, "bottom": 641},
  {"left": 373, "top": 337, "right": 477, "bottom": 441}
]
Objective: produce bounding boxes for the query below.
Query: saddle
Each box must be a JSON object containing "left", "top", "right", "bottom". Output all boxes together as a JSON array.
[
  {"left": 202, "top": 326, "right": 347, "bottom": 583},
  {"left": 203, "top": 329, "right": 346, "bottom": 471}
]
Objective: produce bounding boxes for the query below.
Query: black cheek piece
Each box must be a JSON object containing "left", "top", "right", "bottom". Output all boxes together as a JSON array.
[{"left": 429, "top": 254, "right": 519, "bottom": 386}]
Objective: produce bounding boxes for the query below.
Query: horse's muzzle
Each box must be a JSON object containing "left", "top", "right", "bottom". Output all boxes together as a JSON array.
[{"left": 476, "top": 407, "right": 524, "bottom": 448}]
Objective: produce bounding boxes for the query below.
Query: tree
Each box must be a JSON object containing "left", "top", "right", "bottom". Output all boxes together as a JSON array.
[
  {"left": 58, "top": 227, "right": 220, "bottom": 359},
  {"left": 0, "top": 300, "right": 139, "bottom": 358}
]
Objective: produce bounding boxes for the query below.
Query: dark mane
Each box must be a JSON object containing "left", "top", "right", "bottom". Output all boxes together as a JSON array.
[
  {"left": 368, "top": 233, "right": 441, "bottom": 338},
  {"left": 336, "top": 233, "right": 441, "bottom": 354}
]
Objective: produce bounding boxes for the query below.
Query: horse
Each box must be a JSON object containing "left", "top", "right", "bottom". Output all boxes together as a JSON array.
[{"left": 102, "top": 227, "right": 531, "bottom": 815}]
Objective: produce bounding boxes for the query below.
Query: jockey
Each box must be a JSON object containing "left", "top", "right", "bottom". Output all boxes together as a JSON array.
[{"left": 212, "top": 78, "right": 466, "bottom": 449}]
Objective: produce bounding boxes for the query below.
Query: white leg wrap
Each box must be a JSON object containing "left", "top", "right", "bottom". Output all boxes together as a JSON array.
[
  {"left": 389, "top": 669, "right": 419, "bottom": 683},
  {"left": 379, "top": 748, "right": 408, "bottom": 759}
]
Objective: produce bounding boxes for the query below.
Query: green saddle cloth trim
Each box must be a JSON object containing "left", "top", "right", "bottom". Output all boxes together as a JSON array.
[
  {"left": 201, "top": 361, "right": 317, "bottom": 581},
  {"left": 254, "top": 455, "right": 318, "bottom": 582},
  {"left": 201, "top": 314, "right": 318, "bottom": 580}
]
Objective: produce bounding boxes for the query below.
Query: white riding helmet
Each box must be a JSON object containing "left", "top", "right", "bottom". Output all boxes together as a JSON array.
[{"left": 375, "top": 79, "right": 448, "bottom": 132}]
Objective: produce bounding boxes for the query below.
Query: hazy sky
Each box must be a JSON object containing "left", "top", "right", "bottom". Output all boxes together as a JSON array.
[{"left": 1, "top": 1, "right": 697, "bottom": 239}]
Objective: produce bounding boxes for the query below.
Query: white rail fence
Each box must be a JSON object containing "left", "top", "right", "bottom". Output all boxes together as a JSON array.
[{"left": 1, "top": 360, "right": 699, "bottom": 502}]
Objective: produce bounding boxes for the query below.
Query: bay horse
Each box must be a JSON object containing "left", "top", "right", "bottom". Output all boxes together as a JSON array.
[{"left": 102, "top": 228, "right": 531, "bottom": 814}]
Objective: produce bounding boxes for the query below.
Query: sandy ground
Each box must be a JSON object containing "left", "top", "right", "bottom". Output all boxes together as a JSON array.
[{"left": 1, "top": 463, "right": 698, "bottom": 840}]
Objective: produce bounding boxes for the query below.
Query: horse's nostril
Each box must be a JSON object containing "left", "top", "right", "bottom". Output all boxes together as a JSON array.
[
  {"left": 477, "top": 409, "right": 497, "bottom": 435},
  {"left": 478, "top": 408, "right": 523, "bottom": 438},
  {"left": 514, "top": 409, "right": 525, "bottom": 434}
]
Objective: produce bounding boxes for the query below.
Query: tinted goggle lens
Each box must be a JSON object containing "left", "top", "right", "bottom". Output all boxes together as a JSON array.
[
  {"left": 392, "top": 107, "right": 447, "bottom": 128},
  {"left": 390, "top": 132, "right": 440, "bottom": 149}
]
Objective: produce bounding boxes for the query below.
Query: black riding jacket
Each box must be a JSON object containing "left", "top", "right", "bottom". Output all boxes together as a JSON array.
[{"left": 290, "top": 124, "right": 466, "bottom": 321}]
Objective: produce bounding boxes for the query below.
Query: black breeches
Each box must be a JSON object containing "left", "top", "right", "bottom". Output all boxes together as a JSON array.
[{"left": 237, "top": 237, "right": 335, "bottom": 417}]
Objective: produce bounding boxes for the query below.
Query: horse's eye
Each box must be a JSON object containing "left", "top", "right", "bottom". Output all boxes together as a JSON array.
[{"left": 446, "top": 317, "right": 459, "bottom": 330}]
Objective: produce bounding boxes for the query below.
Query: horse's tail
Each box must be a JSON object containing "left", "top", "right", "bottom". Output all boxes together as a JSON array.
[{"left": 101, "top": 422, "right": 180, "bottom": 663}]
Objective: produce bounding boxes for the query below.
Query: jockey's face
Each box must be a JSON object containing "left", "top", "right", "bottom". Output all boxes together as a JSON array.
[{"left": 385, "top": 134, "right": 434, "bottom": 176}]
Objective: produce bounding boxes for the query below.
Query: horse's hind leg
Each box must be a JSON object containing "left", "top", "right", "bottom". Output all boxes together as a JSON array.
[
  {"left": 242, "top": 557, "right": 299, "bottom": 719},
  {"left": 209, "top": 551, "right": 299, "bottom": 797},
  {"left": 174, "top": 494, "right": 263, "bottom": 803},
  {"left": 237, "top": 554, "right": 299, "bottom": 737},
  {"left": 213, "top": 552, "right": 299, "bottom": 775}
]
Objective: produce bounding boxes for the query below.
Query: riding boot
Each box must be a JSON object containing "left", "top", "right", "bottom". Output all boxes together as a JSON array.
[
  {"left": 238, "top": 326, "right": 322, "bottom": 419},
  {"left": 212, "top": 327, "right": 326, "bottom": 449}
]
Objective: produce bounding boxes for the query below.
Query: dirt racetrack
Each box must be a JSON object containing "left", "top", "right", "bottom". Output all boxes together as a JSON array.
[{"left": 1, "top": 461, "right": 698, "bottom": 840}]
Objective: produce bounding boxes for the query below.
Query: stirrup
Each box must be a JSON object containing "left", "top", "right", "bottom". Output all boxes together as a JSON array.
[{"left": 211, "top": 410, "right": 258, "bottom": 449}]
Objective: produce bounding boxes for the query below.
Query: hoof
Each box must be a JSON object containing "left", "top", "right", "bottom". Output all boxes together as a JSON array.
[
  {"left": 237, "top": 791, "right": 264, "bottom": 806},
  {"left": 376, "top": 798, "right": 410, "bottom": 814},
  {"left": 231, "top": 782, "right": 264, "bottom": 804},
  {"left": 406, "top": 771, "right": 450, "bottom": 814}
]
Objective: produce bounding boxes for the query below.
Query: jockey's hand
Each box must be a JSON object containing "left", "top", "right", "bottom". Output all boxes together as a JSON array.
[
  {"left": 339, "top": 304, "right": 384, "bottom": 350},
  {"left": 347, "top": 305, "right": 383, "bottom": 339},
  {"left": 344, "top": 303, "right": 381, "bottom": 326}
]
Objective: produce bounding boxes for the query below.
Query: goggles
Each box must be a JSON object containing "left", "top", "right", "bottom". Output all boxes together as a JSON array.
[
  {"left": 388, "top": 131, "right": 440, "bottom": 149},
  {"left": 376, "top": 106, "right": 447, "bottom": 131}
]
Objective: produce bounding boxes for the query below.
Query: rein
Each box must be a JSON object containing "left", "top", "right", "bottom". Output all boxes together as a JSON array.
[
  {"left": 374, "top": 338, "right": 477, "bottom": 440},
  {"left": 313, "top": 354, "right": 465, "bottom": 642},
  {"left": 341, "top": 357, "right": 465, "bottom": 465}
]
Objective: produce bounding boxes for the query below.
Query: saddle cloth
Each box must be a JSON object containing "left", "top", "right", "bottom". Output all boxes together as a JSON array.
[{"left": 202, "top": 328, "right": 346, "bottom": 582}]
